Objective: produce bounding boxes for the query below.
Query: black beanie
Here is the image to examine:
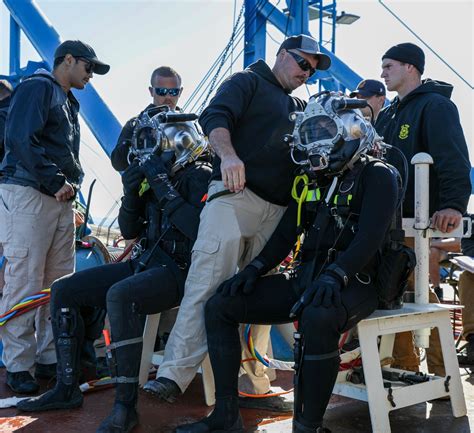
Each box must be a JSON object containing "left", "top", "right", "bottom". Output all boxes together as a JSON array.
[{"left": 382, "top": 42, "right": 425, "bottom": 74}]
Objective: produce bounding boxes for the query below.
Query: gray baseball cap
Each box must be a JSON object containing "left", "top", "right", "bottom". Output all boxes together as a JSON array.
[
  {"left": 54, "top": 40, "right": 110, "bottom": 75},
  {"left": 278, "top": 34, "right": 331, "bottom": 71}
]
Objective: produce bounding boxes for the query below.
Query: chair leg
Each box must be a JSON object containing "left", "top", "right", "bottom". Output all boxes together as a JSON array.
[
  {"left": 201, "top": 353, "right": 216, "bottom": 406},
  {"left": 139, "top": 313, "right": 161, "bottom": 386}
]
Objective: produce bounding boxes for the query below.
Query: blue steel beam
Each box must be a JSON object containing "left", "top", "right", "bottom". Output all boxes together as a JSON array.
[
  {"left": 9, "top": 16, "right": 20, "bottom": 75},
  {"left": 2, "top": 0, "right": 121, "bottom": 157},
  {"left": 244, "top": 0, "right": 267, "bottom": 66}
]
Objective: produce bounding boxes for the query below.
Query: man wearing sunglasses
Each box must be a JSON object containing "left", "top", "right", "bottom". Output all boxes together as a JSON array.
[
  {"left": 144, "top": 34, "right": 331, "bottom": 414},
  {"left": 0, "top": 40, "right": 109, "bottom": 394},
  {"left": 111, "top": 66, "right": 183, "bottom": 171}
]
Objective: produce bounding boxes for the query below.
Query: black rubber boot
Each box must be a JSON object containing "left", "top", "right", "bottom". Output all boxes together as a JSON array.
[
  {"left": 175, "top": 396, "right": 244, "bottom": 433},
  {"left": 96, "top": 300, "right": 143, "bottom": 433},
  {"left": 96, "top": 397, "right": 138, "bottom": 433},
  {"left": 17, "top": 308, "right": 83, "bottom": 412}
]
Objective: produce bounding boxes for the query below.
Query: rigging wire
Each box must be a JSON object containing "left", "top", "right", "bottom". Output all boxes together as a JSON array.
[
  {"left": 231, "top": 0, "right": 238, "bottom": 75},
  {"left": 379, "top": 0, "right": 473, "bottom": 89},
  {"left": 188, "top": 0, "right": 281, "bottom": 114}
]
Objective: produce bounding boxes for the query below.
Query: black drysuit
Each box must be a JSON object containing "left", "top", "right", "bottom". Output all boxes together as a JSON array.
[
  {"left": 50, "top": 160, "right": 210, "bottom": 404},
  {"left": 205, "top": 160, "right": 398, "bottom": 428}
]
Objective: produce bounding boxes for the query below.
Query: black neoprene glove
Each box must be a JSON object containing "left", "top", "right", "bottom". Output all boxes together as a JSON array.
[
  {"left": 290, "top": 264, "right": 348, "bottom": 317},
  {"left": 217, "top": 258, "right": 268, "bottom": 297},
  {"left": 122, "top": 160, "right": 144, "bottom": 196},
  {"left": 140, "top": 154, "right": 180, "bottom": 203}
]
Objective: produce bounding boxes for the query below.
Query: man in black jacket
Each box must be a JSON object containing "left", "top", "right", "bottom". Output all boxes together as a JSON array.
[
  {"left": 375, "top": 42, "right": 471, "bottom": 376},
  {"left": 17, "top": 127, "right": 211, "bottom": 433},
  {"left": 111, "top": 66, "right": 183, "bottom": 171},
  {"left": 0, "top": 40, "right": 109, "bottom": 394},
  {"left": 0, "top": 79, "right": 13, "bottom": 162},
  {"left": 175, "top": 93, "right": 399, "bottom": 433},
  {"left": 144, "top": 34, "right": 331, "bottom": 408}
]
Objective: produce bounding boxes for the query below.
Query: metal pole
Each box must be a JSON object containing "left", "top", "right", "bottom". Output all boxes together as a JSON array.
[
  {"left": 412, "top": 152, "right": 433, "bottom": 348},
  {"left": 9, "top": 16, "right": 20, "bottom": 75}
]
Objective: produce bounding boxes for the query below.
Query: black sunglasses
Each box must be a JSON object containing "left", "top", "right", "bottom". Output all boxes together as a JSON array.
[
  {"left": 154, "top": 87, "right": 181, "bottom": 97},
  {"left": 75, "top": 57, "right": 94, "bottom": 74},
  {"left": 288, "top": 51, "right": 316, "bottom": 76}
]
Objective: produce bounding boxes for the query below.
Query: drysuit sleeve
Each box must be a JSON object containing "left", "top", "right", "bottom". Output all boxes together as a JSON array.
[
  {"left": 5, "top": 79, "right": 66, "bottom": 195},
  {"left": 161, "top": 164, "right": 211, "bottom": 241},
  {"left": 111, "top": 118, "right": 135, "bottom": 172},
  {"left": 335, "top": 163, "right": 398, "bottom": 277},
  {"left": 422, "top": 101, "right": 471, "bottom": 214},
  {"left": 199, "top": 72, "right": 257, "bottom": 135},
  {"left": 118, "top": 194, "right": 146, "bottom": 240}
]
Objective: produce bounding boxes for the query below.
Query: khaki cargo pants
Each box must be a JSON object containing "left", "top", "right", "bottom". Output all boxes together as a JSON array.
[
  {"left": 0, "top": 184, "right": 75, "bottom": 373},
  {"left": 158, "top": 181, "right": 286, "bottom": 394},
  {"left": 458, "top": 271, "right": 474, "bottom": 339},
  {"left": 392, "top": 238, "right": 445, "bottom": 376}
]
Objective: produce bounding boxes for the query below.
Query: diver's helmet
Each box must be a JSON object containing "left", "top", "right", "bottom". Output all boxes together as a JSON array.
[
  {"left": 288, "top": 92, "right": 379, "bottom": 175},
  {"left": 129, "top": 109, "right": 208, "bottom": 174}
]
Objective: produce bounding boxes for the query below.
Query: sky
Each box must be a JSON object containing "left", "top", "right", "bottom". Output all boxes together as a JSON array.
[{"left": 0, "top": 0, "right": 472, "bottom": 222}]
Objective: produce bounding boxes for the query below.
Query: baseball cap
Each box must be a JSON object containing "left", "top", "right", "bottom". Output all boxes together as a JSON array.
[
  {"left": 349, "top": 79, "right": 386, "bottom": 98},
  {"left": 54, "top": 40, "right": 110, "bottom": 75},
  {"left": 278, "top": 34, "right": 331, "bottom": 71}
]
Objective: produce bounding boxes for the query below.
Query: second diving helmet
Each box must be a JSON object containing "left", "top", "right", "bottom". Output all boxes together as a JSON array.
[{"left": 129, "top": 106, "right": 208, "bottom": 174}]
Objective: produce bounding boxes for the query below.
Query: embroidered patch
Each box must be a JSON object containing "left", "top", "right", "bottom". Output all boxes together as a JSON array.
[{"left": 399, "top": 124, "right": 410, "bottom": 140}]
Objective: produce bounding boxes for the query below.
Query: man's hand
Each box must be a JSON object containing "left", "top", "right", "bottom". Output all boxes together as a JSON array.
[
  {"left": 431, "top": 208, "right": 462, "bottom": 233},
  {"left": 55, "top": 181, "right": 75, "bottom": 202},
  {"left": 208, "top": 128, "right": 246, "bottom": 193},
  {"left": 122, "top": 161, "right": 144, "bottom": 196},
  {"left": 220, "top": 154, "right": 245, "bottom": 193},
  {"left": 290, "top": 273, "right": 343, "bottom": 317},
  {"left": 140, "top": 154, "right": 168, "bottom": 182}
]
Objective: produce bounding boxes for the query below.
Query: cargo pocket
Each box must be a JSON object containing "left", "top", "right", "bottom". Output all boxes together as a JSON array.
[
  {"left": 3, "top": 245, "right": 29, "bottom": 281},
  {"left": 188, "top": 237, "right": 220, "bottom": 288}
]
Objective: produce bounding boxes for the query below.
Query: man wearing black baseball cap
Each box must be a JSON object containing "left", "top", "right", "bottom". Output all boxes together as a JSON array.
[
  {"left": 375, "top": 42, "right": 471, "bottom": 378},
  {"left": 349, "top": 79, "right": 386, "bottom": 121},
  {"left": 0, "top": 40, "right": 109, "bottom": 394},
  {"left": 54, "top": 40, "right": 110, "bottom": 76}
]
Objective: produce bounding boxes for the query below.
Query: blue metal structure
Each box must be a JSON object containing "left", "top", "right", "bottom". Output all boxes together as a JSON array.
[
  {"left": 1, "top": 0, "right": 121, "bottom": 157},
  {"left": 243, "top": 0, "right": 363, "bottom": 92}
]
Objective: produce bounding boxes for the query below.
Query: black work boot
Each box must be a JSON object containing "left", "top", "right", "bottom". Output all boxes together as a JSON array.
[
  {"left": 143, "top": 377, "right": 181, "bottom": 403},
  {"left": 175, "top": 396, "right": 244, "bottom": 433},
  {"left": 17, "top": 308, "right": 83, "bottom": 411},
  {"left": 6, "top": 371, "right": 39, "bottom": 395}
]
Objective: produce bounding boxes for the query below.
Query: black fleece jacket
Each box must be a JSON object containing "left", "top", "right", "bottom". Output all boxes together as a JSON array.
[
  {"left": 0, "top": 95, "right": 11, "bottom": 162},
  {"left": 199, "top": 60, "right": 306, "bottom": 206},
  {"left": 375, "top": 79, "right": 470, "bottom": 217}
]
